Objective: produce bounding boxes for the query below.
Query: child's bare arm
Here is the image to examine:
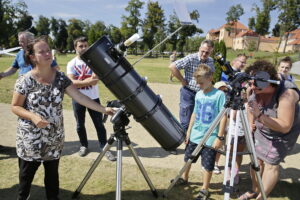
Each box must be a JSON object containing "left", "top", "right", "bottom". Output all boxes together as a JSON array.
[{"left": 212, "top": 115, "right": 227, "bottom": 149}]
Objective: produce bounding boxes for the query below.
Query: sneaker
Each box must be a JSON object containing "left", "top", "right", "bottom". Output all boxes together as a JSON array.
[
  {"left": 78, "top": 146, "right": 88, "bottom": 157},
  {"left": 213, "top": 165, "right": 221, "bottom": 174},
  {"left": 105, "top": 151, "right": 117, "bottom": 162},
  {"left": 195, "top": 189, "right": 210, "bottom": 200}
]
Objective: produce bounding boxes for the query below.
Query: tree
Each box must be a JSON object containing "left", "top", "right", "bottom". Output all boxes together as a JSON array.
[
  {"left": 212, "top": 40, "right": 227, "bottom": 82},
  {"left": 185, "top": 36, "right": 205, "bottom": 53},
  {"left": 254, "top": 10, "right": 270, "bottom": 35},
  {"left": 88, "top": 21, "right": 106, "bottom": 44},
  {"left": 190, "top": 10, "right": 200, "bottom": 23},
  {"left": 0, "top": 0, "right": 32, "bottom": 47},
  {"left": 35, "top": 15, "right": 50, "bottom": 36},
  {"left": 51, "top": 18, "right": 68, "bottom": 51},
  {"left": 226, "top": 4, "right": 244, "bottom": 23},
  {"left": 277, "top": 0, "right": 300, "bottom": 52},
  {"left": 142, "top": 1, "right": 165, "bottom": 56},
  {"left": 272, "top": 23, "right": 280, "bottom": 37},
  {"left": 248, "top": 17, "right": 256, "bottom": 30},
  {"left": 167, "top": 12, "right": 181, "bottom": 51},
  {"left": 14, "top": 1, "right": 33, "bottom": 33},
  {"left": 67, "top": 18, "right": 85, "bottom": 50},
  {"left": 120, "top": 0, "right": 144, "bottom": 54},
  {"left": 251, "top": 0, "right": 277, "bottom": 50},
  {"left": 107, "top": 25, "right": 122, "bottom": 44},
  {"left": 252, "top": 0, "right": 277, "bottom": 35}
]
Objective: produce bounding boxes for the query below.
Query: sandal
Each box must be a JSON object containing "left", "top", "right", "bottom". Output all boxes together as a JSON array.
[
  {"left": 170, "top": 177, "right": 188, "bottom": 186},
  {"left": 238, "top": 190, "right": 258, "bottom": 200},
  {"left": 195, "top": 189, "right": 210, "bottom": 200}
]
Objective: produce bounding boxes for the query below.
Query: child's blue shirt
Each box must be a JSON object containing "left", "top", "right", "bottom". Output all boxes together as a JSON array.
[{"left": 189, "top": 88, "right": 226, "bottom": 146}]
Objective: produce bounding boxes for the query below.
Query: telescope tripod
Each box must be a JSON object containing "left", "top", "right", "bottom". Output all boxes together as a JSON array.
[
  {"left": 72, "top": 110, "right": 158, "bottom": 200},
  {"left": 163, "top": 91, "right": 267, "bottom": 200}
]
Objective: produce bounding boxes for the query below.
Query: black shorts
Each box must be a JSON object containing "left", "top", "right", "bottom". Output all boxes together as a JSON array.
[
  {"left": 184, "top": 141, "right": 217, "bottom": 171},
  {"left": 230, "top": 136, "right": 246, "bottom": 145}
]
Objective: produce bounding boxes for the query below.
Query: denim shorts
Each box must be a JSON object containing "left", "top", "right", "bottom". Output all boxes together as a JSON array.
[{"left": 184, "top": 141, "right": 217, "bottom": 171}]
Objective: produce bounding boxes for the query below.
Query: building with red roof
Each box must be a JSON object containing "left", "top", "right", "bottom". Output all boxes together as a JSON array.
[
  {"left": 278, "top": 28, "right": 300, "bottom": 52},
  {"left": 206, "top": 21, "right": 300, "bottom": 52}
]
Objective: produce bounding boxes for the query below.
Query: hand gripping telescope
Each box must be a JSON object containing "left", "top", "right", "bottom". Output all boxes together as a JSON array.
[{"left": 80, "top": 36, "right": 185, "bottom": 151}]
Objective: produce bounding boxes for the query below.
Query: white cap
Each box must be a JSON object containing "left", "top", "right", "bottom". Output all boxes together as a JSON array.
[{"left": 214, "top": 81, "right": 227, "bottom": 89}]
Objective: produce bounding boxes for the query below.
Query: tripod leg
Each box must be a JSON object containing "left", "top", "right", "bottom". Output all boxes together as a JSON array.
[
  {"left": 224, "top": 110, "right": 241, "bottom": 200},
  {"left": 163, "top": 107, "right": 230, "bottom": 198},
  {"left": 72, "top": 135, "right": 115, "bottom": 199},
  {"left": 116, "top": 137, "right": 123, "bottom": 200},
  {"left": 223, "top": 109, "right": 239, "bottom": 199},
  {"left": 240, "top": 110, "right": 267, "bottom": 200},
  {"left": 126, "top": 139, "right": 158, "bottom": 198}
]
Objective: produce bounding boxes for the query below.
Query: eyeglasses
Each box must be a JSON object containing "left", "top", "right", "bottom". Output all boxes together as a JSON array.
[{"left": 238, "top": 60, "right": 247, "bottom": 65}]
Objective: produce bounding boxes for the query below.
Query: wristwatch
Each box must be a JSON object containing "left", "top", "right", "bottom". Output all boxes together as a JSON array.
[{"left": 217, "top": 136, "right": 225, "bottom": 141}]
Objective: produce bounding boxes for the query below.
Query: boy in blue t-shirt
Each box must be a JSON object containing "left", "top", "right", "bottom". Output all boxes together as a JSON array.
[{"left": 177, "top": 64, "right": 226, "bottom": 200}]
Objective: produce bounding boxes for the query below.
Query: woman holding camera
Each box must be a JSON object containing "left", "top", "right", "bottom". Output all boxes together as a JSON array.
[{"left": 239, "top": 60, "right": 300, "bottom": 200}]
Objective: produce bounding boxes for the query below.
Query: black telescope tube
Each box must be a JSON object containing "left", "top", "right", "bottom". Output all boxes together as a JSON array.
[{"left": 80, "top": 36, "right": 185, "bottom": 150}]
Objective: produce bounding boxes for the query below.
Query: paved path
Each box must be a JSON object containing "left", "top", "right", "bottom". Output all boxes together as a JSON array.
[{"left": 0, "top": 82, "right": 299, "bottom": 182}]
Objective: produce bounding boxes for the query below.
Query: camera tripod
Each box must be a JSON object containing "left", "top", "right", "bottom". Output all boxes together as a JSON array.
[
  {"left": 163, "top": 87, "right": 267, "bottom": 200},
  {"left": 72, "top": 107, "right": 158, "bottom": 200}
]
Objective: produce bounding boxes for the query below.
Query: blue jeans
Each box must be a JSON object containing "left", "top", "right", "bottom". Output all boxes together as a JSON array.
[
  {"left": 179, "top": 87, "right": 196, "bottom": 133},
  {"left": 72, "top": 98, "right": 107, "bottom": 148}
]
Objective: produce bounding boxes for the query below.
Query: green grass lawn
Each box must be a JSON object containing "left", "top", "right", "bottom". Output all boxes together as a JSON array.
[{"left": 0, "top": 149, "right": 298, "bottom": 200}]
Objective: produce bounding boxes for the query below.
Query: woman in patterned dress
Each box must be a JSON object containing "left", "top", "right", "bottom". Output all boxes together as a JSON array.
[{"left": 11, "top": 37, "right": 115, "bottom": 200}]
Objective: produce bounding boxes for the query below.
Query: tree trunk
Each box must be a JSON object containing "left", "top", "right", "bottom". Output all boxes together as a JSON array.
[
  {"left": 276, "top": 35, "right": 282, "bottom": 53},
  {"left": 283, "top": 32, "right": 290, "bottom": 53},
  {"left": 256, "top": 36, "right": 260, "bottom": 51}
]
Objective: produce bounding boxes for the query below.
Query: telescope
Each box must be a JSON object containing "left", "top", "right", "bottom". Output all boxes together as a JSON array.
[
  {"left": 80, "top": 35, "right": 185, "bottom": 151},
  {"left": 214, "top": 53, "right": 280, "bottom": 89}
]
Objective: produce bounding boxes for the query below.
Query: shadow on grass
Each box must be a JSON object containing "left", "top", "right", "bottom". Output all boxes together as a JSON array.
[
  {"left": 62, "top": 140, "right": 185, "bottom": 158},
  {"left": 0, "top": 184, "right": 206, "bottom": 200},
  {"left": 0, "top": 145, "right": 17, "bottom": 160}
]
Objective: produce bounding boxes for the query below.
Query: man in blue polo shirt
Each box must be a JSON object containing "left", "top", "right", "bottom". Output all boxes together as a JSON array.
[{"left": 0, "top": 31, "right": 59, "bottom": 79}]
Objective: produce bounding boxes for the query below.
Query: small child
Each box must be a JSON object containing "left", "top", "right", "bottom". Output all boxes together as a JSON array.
[{"left": 178, "top": 64, "right": 227, "bottom": 200}]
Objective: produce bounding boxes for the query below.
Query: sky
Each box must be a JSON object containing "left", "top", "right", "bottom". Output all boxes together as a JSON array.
[{"left": 20, "top": 0, "right": 278, "bottom": 36}]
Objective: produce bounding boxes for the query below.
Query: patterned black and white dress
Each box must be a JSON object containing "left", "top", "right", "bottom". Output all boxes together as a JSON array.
[{"left": 14, "top": 71, "right": 72, "bottom": 162}]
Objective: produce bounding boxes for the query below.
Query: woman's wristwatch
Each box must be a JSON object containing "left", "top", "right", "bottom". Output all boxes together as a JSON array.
[{"left": 217, "top": 136, "right": 225, "bottom": 141}]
